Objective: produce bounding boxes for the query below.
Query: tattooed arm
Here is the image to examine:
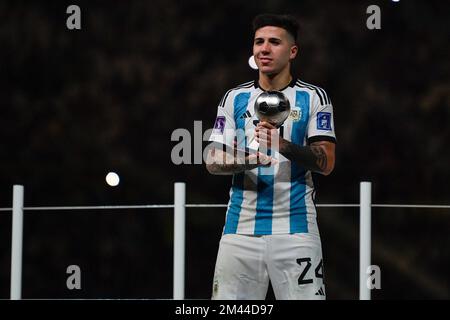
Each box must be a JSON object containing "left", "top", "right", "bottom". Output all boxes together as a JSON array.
[
  {"left": 279, "top": 139, "right": 335, "bottom": 176},
  {"left": 205, "top": 146, "right": 273, "bottom": 175},
  {"left": 255, "top": 121, "right": 335, "bottom": 176}
]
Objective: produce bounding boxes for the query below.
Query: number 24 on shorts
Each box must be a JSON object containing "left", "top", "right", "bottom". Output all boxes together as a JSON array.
[{"left": 296, "top": 258, "right": 324, "bottom": 285}]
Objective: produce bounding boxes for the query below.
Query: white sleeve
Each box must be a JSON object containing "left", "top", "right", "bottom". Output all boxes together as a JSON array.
[
  {"left": 208, "top": 91, "right": 236, "bottom": 148},
  {"left": 307, "top": 90, "right": 336, "bottom": 143}
]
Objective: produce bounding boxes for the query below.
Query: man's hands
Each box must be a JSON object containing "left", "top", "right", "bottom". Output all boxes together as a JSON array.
[
  {"left": 232, "top": 139, "right": 274, "bottom": 167},
  {"left": 255, "top": 121, "right": 281, "bottom": 151},
  {"left": 207, "top": 121, "right": 335, "bottom": 176}
]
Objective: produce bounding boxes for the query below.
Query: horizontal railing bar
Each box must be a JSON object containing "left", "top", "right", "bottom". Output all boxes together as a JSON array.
[
  {"left": 1, "top": 204, "right": 450, "bottom": 212},
  {"left": 25, "top": 205, "right": 174, "bottom": 211},
  {"left": 316, "top": 204, "right": 359, "bottom": 207},
  {"left": 372, "top": 204, "right": 450, "bottom": 209},
  {"left": 185, "top": 204, "right": 228, "bottom": 208}
]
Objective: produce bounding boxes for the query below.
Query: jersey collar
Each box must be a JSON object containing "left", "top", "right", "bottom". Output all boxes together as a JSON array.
[{"left": 254, "top": 76, "right": 297, "bottom": 91}]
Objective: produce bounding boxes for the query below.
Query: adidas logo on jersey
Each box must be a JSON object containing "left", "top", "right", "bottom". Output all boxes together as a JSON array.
[
  {"left": 315, "top": 287, "right": 325, "bottom": 296},
  {"left": 240, "top": 110, "right": 252, "bottom": 119}
]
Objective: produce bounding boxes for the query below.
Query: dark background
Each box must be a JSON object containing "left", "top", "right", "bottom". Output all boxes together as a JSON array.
[{"left": 0, "top": 0, "right": 449, "bottom": 299}]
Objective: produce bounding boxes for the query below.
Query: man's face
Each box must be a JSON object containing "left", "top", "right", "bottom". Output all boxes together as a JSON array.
[{"left": 253, "top": 26, "right": 298, "bottom": 76}]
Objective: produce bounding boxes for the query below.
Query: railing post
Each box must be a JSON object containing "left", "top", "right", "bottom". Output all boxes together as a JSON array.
[
  {"left": 173, "top": 182, "right": 185, "bottom": 299},
  {"left": 11, "top": 185, "right": 24, "bottom": 300},
  {"left": 359, "top": 181, "right": 372, "bottom": 300}
]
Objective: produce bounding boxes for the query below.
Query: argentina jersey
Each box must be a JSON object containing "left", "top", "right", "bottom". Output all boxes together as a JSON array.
[{"left": 209, "top": 78, "right": 336, "bottom": 235}]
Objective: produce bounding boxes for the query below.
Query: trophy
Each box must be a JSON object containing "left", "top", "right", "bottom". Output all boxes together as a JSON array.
[{"left": 247, "top": 90, "right": 291, "bottom": 153}]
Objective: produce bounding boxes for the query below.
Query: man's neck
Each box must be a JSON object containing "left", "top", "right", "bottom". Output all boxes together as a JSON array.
[{"left": 258, "top": 69, "right": 293, "bottom": 91}]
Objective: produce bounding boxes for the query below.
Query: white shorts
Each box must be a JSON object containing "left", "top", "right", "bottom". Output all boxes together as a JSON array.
[{"left": 211, "top": 233, "right": 326, "bottom": 300}]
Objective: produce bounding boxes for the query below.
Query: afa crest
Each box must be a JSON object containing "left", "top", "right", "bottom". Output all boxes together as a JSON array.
[{"left": 289, "top": 107, "right": 302, "bottom": 121}]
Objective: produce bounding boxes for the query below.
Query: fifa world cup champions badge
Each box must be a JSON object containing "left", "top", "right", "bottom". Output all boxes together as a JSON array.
[{"left": 248, "top": 90, "right": 291, "bottom": 152}]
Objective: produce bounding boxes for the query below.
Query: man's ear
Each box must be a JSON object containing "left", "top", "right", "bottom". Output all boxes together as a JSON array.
[{"left": 290, "top": 45, "right": 298, "bottom": 60}]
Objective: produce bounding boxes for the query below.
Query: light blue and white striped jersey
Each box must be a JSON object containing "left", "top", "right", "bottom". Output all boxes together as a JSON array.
[{"left": 209, "top": 78, "right": 336, "bottom": 235}]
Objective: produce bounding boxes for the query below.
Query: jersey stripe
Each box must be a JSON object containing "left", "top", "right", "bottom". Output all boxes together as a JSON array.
[
  {"left": 225, "top": 174, "right": 244, "bottom": 234},
  {"left": 290, "top": 90, "right": 310, "bottom": 233},
  {"left": 219, "top": 81, "right": 254, "bottom": 108},
  {"left": 237, "top": 80, "right": 254, "bottom": 88},
  {"left": 224, "top": 92, "right": 251, "bottom": 234},
  {"left": 296, "top": 81, "right": 323, "bottom": 106},
  {"left": 297, "top": 80, "right": 330, "bottom": 105},
  {"left": 255, "top": 153, "right": 275, "bottom": 234},
  {"left": 219, "top": 89, "right": 232, "bottom": 108},
  {"left": 298, "top": 80, "right": 329, "bottom": 104}
]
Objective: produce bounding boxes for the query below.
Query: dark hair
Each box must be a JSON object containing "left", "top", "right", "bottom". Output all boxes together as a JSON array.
[{"left": 252, "top": 14, "right": 299, "bottom": 42}]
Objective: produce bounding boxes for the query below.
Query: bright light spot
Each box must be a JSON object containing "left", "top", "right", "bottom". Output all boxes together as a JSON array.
[
  {"left": 392, "top": 0, "right": 400, "bottom": 2},
  {"left": 248, "top": 55, "right": 258, "bottom": 70},
  {"left": 106, "top": 172, "right": 120, "bottom": 187}
]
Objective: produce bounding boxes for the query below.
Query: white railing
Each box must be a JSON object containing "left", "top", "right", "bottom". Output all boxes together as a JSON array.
[
  {"left": 359, "top": 182, "right": 371, "bottom": 300},
  {"left": 2, "top": 181, "right": 450, "bottom": 300},
  {"left": 10, "top": 185, "right": 24, "bottom": 300},
  {"left": 173, "top": 182, "right": 185, "bottom": 300}
]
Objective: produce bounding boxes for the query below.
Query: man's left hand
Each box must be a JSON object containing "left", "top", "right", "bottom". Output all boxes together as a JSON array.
[{"left": 255, "top": 121, "right": 281, "bottom": 151}]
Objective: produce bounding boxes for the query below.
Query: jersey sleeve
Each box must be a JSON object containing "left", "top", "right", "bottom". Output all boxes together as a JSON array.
[
  {"left": 208, "top": 90, "right": 236, "bottom": 148},
  {"left": 307, "top": 90, "right": 337, "bottom": 144}
]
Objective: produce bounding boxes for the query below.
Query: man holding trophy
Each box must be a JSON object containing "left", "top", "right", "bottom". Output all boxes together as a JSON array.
[{"left": 206, "top": 13, "right": 336, "bottom": 300}]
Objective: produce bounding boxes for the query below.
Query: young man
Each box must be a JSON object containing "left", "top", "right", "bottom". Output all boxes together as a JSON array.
[{"left": 206, "top": 14, "right": 336, "bottom": 300}]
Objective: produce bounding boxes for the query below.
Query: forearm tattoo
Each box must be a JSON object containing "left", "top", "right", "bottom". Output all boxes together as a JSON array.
[
  {"left": 207, "top": 162, "right": 259, "bottom": 175},
  {"left": 280, "top": 141, "right": 328, "bottom": 173},
  {"left": 206, "top": 149, "right": 259, "bottom": 175},
  {"left": 310, "top": 144, "right": 328, "bottom": 172}
]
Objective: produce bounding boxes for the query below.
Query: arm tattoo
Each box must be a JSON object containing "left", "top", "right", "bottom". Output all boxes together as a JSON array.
[
  {"left": 310, "top": 144, "right": 328, "bottom": 172},
  {"left": 207, "top": 162, "right": 259, "bottom": 175},
  {"left": 280, "top": 140, "right": 328, "bottom": 173},
  {"left": 206, "top": 148, "right": 260, "bottom": 175}
]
